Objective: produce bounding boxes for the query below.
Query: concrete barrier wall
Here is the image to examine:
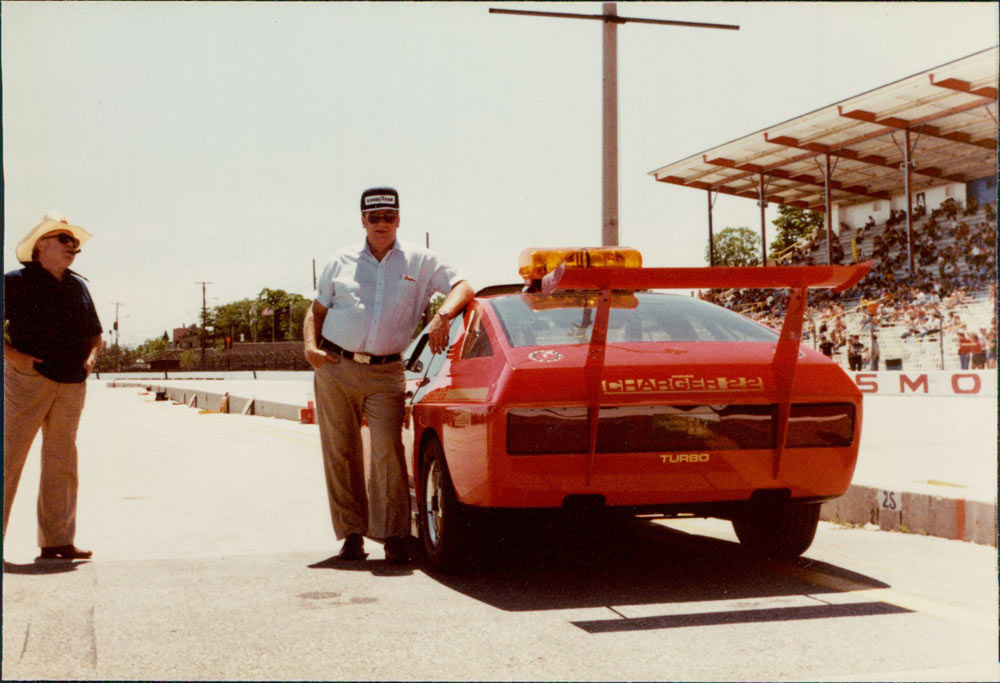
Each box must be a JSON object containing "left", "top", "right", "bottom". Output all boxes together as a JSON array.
[
  {"left": 108, "top": 381, "right": 304, "bottom": 422},
  {"left": 850, "top": 370, "right": 997, "bottom": 396},
  {"left": 822, "top": 484, "right": 997, "bottom": 547}
]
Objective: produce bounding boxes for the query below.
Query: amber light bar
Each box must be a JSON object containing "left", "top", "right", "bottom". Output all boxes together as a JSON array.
[{"left": 518, "top": 247, "right": 643, "bottom": 282}]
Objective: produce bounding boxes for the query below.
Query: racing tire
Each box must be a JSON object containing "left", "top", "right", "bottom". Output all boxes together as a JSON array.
[
  {"left": 418, "top": 438, "right": 477, "bottom": 572},
  {"left": 732, "top": 500, "right": 821, "bottom": 557}
]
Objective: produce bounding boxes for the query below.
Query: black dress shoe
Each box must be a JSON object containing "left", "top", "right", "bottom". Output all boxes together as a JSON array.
[
  {"left": 38, "top": 545, "right": 93, "bottom": 561},
  {"left": 337, "top": 534, "right": 366, "bottom": 560},
  {"left": 384, "top": 537, "right": 409, "bottom": 565}
]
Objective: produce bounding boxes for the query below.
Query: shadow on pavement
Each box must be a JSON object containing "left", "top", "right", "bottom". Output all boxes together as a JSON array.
[
  {"left": 421, "top": 516, "right": 892, "bottom": 615},
  {"left": 3, "top": 559, "right": 87, "bottom": 575},
  {"left": 570, "top": 600, "right": 910, "bottom": 633},
  {"left": 308, "top": 553, "right": 415, "bottom": 578}
]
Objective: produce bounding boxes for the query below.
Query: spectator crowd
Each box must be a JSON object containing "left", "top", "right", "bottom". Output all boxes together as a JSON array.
[{"left": 702, "top": 196, "right": 997, "bottom": 371}]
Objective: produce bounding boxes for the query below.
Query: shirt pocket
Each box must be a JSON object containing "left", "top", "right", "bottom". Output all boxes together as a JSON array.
[{"left": 392, "top": 278, "right": 420, "bottom": 320}]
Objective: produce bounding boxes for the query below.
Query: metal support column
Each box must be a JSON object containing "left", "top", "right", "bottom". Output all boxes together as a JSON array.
[
  {"left": 825, "top": 153, "right": 833, "bottom": 266},
  {"left": 904, "top": 129, "right": 915, "bottom": 275},
  {"left": 707, "top": 189, "right": 716, "bottom": 266},
  {"left": 759, "top": 174, "right": 767, "bottom": 266},
  {"left": 939, "top": 320, "right": 945, "bottom": 370}
]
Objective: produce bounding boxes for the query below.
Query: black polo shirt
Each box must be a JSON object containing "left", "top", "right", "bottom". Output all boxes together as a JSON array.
[{"left": 4, "top": 262, "right": 103, "bottom": 383}]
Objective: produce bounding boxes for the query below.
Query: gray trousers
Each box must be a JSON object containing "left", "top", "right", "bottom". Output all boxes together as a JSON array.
[
  {"left": 3, "top": 363, "right": 87, "bottom": 547},
  {"left": 313, "top": 357, "right": 408, "bottom": 541}
]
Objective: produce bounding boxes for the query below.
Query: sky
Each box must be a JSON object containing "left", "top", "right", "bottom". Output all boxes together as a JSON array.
[{"left": 3, "top": 1, "right": 997, "bottom": 346}]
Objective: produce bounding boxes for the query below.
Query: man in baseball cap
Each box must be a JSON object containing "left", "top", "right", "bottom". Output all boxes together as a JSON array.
[
  {"left": 304, "top": 186, "right": 473, "bottom": 564},
  {"left": 360, "top": 186, "right": 399, "bottom": 212},
  {"left": 4, "top": 211, "right": 103, "bottom": 561}
]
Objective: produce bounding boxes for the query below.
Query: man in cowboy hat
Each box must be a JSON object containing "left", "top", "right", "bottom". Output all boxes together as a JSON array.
[
  {"left": 4, "top": 211, "right": 103, "bottom": 561},
  {"left": 303, "top": 187, "right": 473, "bottom": 564}
]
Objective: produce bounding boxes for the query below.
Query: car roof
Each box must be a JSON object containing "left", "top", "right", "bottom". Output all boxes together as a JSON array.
[{"left": 475, "top": 284, "right": 524, "bottom": 298}]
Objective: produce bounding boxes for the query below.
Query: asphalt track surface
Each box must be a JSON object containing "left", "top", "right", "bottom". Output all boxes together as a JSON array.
[{"left": 2, "top": 384, "right": 997, "bottom": 680}]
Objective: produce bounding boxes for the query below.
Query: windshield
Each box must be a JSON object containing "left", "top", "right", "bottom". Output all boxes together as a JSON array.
[{"left": 489, "top": 291, "right": 779, "bottom": 347}]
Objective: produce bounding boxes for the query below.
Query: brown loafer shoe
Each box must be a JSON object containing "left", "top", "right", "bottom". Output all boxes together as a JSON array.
[
  {"left": 384, "top": 536, "right": 409, "bottom": 565},
  {"left": 38, "top": 545, "right": 93, "bottom": 561},
  {"left": 337, "top": 534, "right": 366, "bottom": 561}
]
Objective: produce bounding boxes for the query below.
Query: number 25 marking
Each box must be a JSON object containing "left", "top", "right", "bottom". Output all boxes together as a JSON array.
[{"left": 881, "top": 490, "right": 898, "bottom": 511}]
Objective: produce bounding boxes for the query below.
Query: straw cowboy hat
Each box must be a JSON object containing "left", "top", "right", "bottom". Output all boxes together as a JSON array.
[{"left": 16, "top": 211, "right": 92, "bottom": 263}]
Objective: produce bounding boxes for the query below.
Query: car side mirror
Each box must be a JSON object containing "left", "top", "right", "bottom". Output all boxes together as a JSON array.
[{"left": 406, "top": 334, "right": 429, "bottom": 372}]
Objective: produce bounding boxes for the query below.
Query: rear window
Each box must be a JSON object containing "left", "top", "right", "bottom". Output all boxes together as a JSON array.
[{"left": 489, "top": 291, "right": 779, "bottom": 347}]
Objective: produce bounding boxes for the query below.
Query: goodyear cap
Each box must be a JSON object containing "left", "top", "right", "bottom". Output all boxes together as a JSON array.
[{"left": 360, "top": 187, "right": 399, "bottom": 212}]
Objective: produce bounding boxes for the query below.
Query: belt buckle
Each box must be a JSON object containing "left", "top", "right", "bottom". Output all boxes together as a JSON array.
[{"left": 354, "top": 352, "right": 372, "bottom": 365}]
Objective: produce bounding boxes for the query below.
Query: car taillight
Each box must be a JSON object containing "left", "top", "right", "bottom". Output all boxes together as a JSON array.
[
  {"left": 506, "top": 402, "right": 855, "bottom": 455},
  {"left": 507, "top": 407, "right": 589, "bottom": 455},
  {"left": 507, "top": 404, "right": 776, "bottom": 455},
  {"left": 786, "top": 403, "right": 855, "bottom": 447}
]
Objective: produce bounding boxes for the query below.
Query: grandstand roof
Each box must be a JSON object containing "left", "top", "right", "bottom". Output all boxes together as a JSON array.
[{"left": 649, "top": 46, "right": 998, "bottom": 212}]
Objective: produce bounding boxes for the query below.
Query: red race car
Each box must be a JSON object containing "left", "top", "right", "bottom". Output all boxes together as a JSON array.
[{"left": 398, "top": 247, "right": 871, "bottom": 570}]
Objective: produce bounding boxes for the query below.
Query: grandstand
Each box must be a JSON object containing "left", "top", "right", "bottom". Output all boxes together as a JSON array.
[
  {"left": 701, "top": 197, "right": 996, "bottom": 371},
  {"left": 650, "top": 47, "right": 997, "bottom": 372},
  {"left": 776, "top": 199, "right": 996, "bottom": 371}
]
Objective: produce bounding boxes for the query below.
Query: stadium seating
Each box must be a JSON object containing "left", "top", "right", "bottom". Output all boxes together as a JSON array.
[{"left": 710, "top": 199, "right": 997, "bottom": 371}]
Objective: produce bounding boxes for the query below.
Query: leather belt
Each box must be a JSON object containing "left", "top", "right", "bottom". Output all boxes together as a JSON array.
[{"left": 321, "top": 338, "right": 401, "bottom": 365}]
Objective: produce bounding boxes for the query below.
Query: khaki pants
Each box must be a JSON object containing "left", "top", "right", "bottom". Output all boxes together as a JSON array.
[
  {"left": 3, "top": 363, "right": 87, "bottom": 547},
  {"left": 313, "top": 358, "right": 408, "bottom": 541}
]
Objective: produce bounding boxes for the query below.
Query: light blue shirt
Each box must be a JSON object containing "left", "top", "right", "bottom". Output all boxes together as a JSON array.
[{"left": 316, "top": 240, "right": 462, "bottom": 355}]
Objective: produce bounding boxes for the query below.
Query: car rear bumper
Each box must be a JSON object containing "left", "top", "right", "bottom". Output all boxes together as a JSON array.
[{"left": 463, "top": 447, "right": 858, "bottom": 509}]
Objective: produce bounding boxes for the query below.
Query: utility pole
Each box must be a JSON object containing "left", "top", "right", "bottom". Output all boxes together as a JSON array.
[
  {"left": 195, "top": 281, "right": 212, "bottom": 365},
  {"left": 110, "top": 302, "right": 125, "bottom": 371},
  {"left": 490, "top": 3, "right": 738, "bottom": 246}
]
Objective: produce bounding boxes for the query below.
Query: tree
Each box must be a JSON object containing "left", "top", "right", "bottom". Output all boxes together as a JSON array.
[
  {"left": 706, "top": 227, "right": 762, "bottom": 267},
  {"left": 256, "top": 288, "right": 310, "bottom": 342},
  {"left": 179, "top": 350, "right": 200, "bottom": 370},
  {"left": 770, "top": 205, "right": 824, "bottom": 257},
  {"left": 94, "top": 334, "right": 168, "bottom": 372},
  {"left": 136, "top": 336, "right": 168, "bottom": 359},
  {"left": 212, "top": 299, "right": 257, "bottom": 344},
  {"left": 94, "top": 343, "right": 126, "bottom": 373},
  {"left": 286, "top": 296, "right": 310, "bottom": 341}
]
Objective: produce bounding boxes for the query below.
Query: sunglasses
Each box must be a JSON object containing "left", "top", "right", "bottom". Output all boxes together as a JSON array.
[
  {"left": 366, "top": 211, "right": 398, "bottom": 224},
  {"left": 44, "top": 233, "right": 81, "bottom": 248}
]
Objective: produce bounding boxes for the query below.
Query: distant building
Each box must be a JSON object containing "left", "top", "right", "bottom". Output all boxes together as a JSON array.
[{"left": 172, "top": 324, "right": 201, "bottom": 349}]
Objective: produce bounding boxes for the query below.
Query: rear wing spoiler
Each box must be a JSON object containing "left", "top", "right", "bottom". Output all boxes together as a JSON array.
[
  {"left": 541, "top": 261, "right": 873, "bottom": 482},
  {"left": 542, "top": 262, "right": 871, "bottom": 294}
]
